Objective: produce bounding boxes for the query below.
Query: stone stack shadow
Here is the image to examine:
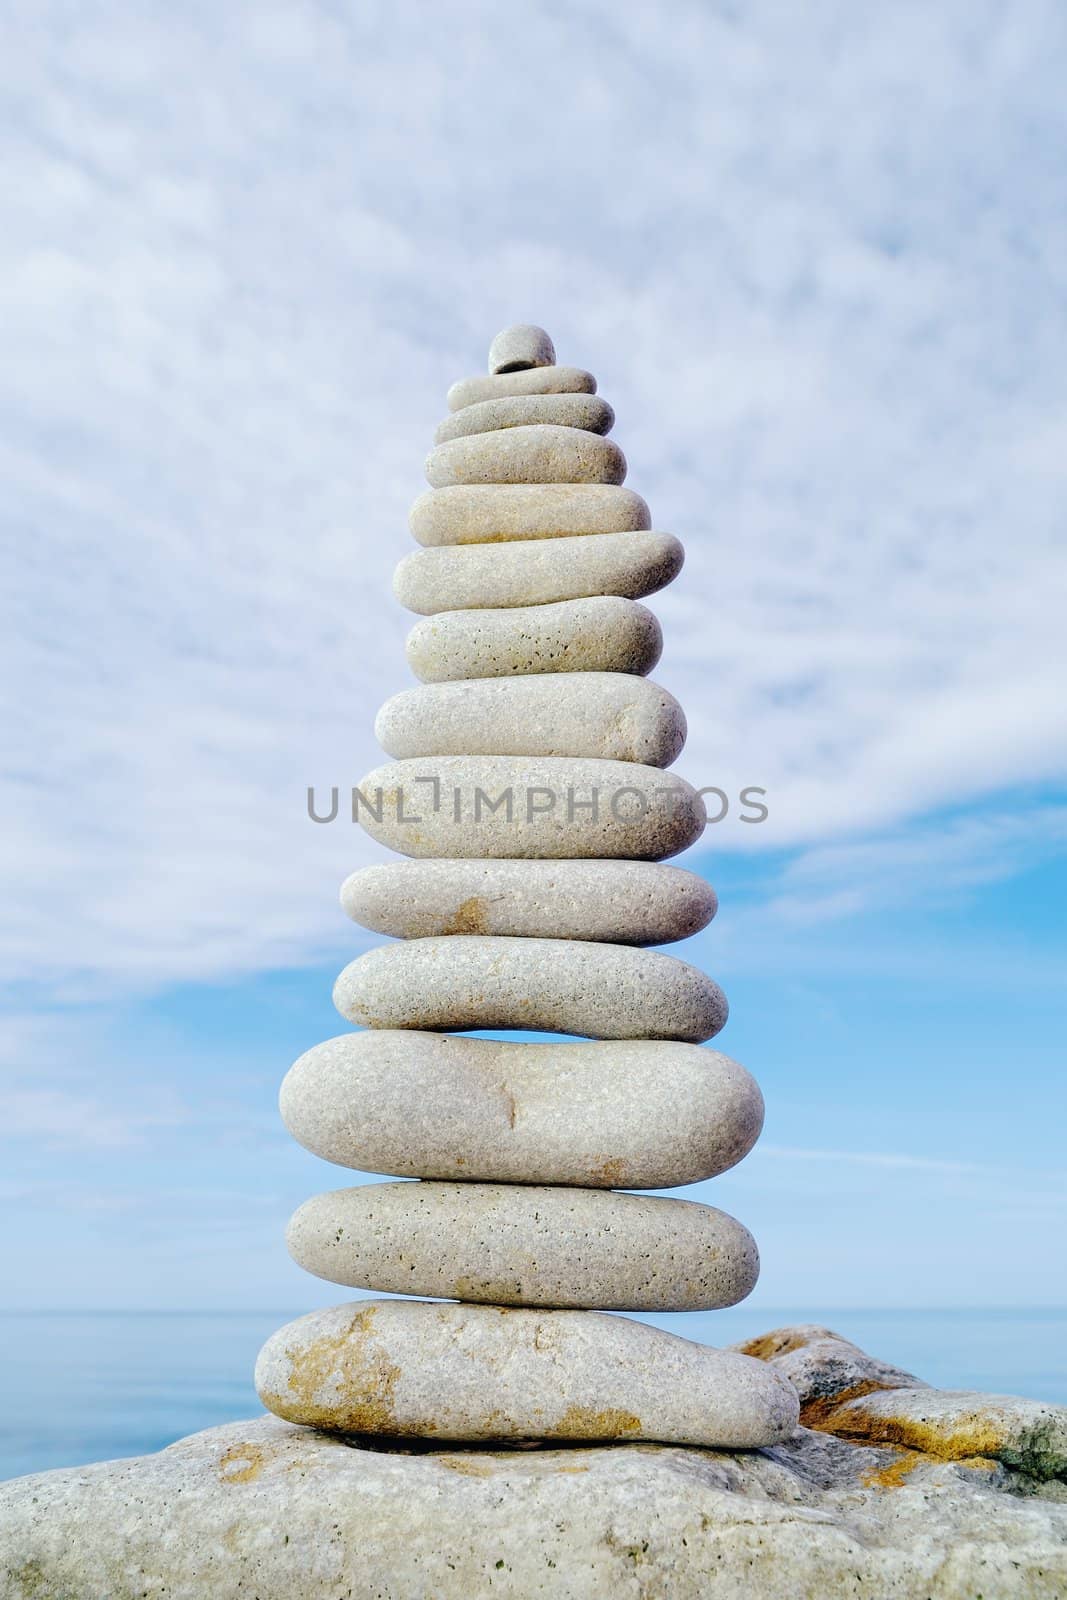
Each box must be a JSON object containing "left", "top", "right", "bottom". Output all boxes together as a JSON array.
[{"left": 255, "top": 326, "right": 799, "bottom": 1449}]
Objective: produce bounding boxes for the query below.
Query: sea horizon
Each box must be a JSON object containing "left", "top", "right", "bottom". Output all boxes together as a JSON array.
[{"left": 4, "top": 1305, "right": 1065, "bottom": 1484}]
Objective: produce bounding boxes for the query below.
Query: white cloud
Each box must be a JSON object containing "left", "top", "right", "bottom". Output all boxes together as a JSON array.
[{"left": 2, "top": 0, "right": 1066, "bottom": 991}]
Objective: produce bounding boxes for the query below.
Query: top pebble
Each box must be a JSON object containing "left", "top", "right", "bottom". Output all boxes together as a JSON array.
[{"left": 488, "top": 324, "right": 556, "bottom": 374}]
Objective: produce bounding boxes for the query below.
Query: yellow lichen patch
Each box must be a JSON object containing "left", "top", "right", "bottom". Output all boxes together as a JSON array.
[
  {"left": 593, "top": 1157, "right": 626, "bottom": 1186},
  {"left": 827, "top": 1402, "right": 1006, "bottom": 1463},
  {"left": 800, "top": 1379, "right": 890, "bottom": 1430},
  {"left": 860, "top": 1449, "right": 926, "bottom": 1489},
  {"left": 735, "top": 1328, "right": 817, "bottom": 1363},
  {"left": 442, "top": 896, "right": 490, "bottom": 935},
  {"left": 437, "top": 1455, "right": 495, "bottom": 1477},
  {"left": 553, "top": 1405, "right": 642, "bottom": 1440},
  {"left": 218, "top": 1443, "right": 266, "bottom": 1485},
  {"left": 275, "top": 1305, "right": 403, "bottom": 1433}
]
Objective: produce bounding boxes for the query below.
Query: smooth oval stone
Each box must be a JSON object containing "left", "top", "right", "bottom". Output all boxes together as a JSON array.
[
  {"left": 375, "top": 674, "right": 686, "bottom": 766},
  {"left": 489, "top": 323, "right": 555, "bottom": 374},
  {"left": 426, "top": 426, "right": 626, "bottom": 488},
  {"left": 332, "top": 936, "right": 727, "bottom": 1041},
  {"left": 394, "top": 531, "right": 683, "bottom": 612},
  {"left": 406, "top": 598, "right": 663, "bottom": 682},
  {"left": 287, "top": 1183, "right": 760, "bottom": 1310},
  {"left": 434, "top": 394, "right": 614, "bottom": 445},
  {"left": 409, "top": 484, "right": 650, "bottom": 546},
  {"left": 255, "top": 1301, "right": 796, "bottom": 1445},
  {"left": 448, "top": 365, "right": 596, "bottom": 413},
  {"left": 340, "top": 858, "right": 716, "bottom": 943},
  {"left": 353, "top": 756, "right": 706, "bottom": 860},
  {"left": 280, "top": 1031, "right": 759, "bottom": 1186}
]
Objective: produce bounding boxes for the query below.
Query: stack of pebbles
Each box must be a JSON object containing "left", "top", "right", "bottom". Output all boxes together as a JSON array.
[{"left": 255, "top": 326, "right": 798, "bottom": 1450}]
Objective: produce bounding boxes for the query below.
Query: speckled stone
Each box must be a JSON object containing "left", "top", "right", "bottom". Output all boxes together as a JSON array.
[
  {"left": 426, "top": 425, "right": 626, "bottom": 489},
  {"left": 287, "top": 1183, "right": 759, "bottom": 1311},
  {"left": 280, "top": 1031, "right": 759, "bottom": 1186},
  {"left": 374, "top": 674, "right": 686, "bottom": 766},
  {"left": 434, "top": 393, "right": 614, "bottom": 445},
  {"left": 406, "top": 597, "right": 663, "bottom": 681},
  {"left": 353, "top": 756, "right": 706, "bottom": 859},
  {"left": 394, "top": 531, "right": 683, "bottom": 612},
  {"left": 255, "top": 1301, "right": 795, "bottom": 1445},
  {"left": 340, "top": 857, "right": 716, "bottom": 943},
  {"left": 409, "top": 483, "right": 649, "bottom": 546},
  {"left": 332, "top": 936, "right": 727, "bottom": 1041},
  {"left": 447, "top": 365, "right": 596, "bottom": 413},
  {"left": 488, "top": 323, "right": 555, "bottom": 374}
]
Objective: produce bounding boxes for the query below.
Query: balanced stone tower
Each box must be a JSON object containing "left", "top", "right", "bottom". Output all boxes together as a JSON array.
[{"left": 256, "top": 326, "right": 798, "bottom": 1450}]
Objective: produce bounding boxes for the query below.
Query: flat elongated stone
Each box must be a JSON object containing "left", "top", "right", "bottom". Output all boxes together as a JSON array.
[
  {"left": 394, "top": 531, "right": 683, "bottom": 612},
  {"left": 340, "top": 858, "right": 716, "bottom": 943},
  {"left": 448, "top": 365, "right": 596, "bottom": 412},
  {"left": 256, "top": 1301, "right": 795, "bottom": 1445},
  {"left": 287, "top": 1183, "right": 759, "bottom": 1310},
  {"left": 410, "top": 484, "right": 650, "bottom": 545},
  {"left": 434, "top": 394, "right": 614, "bottom": 445},
  {"left": 354, "top": 756, "right": 705, "bottom": 859},
  {"left": 280, "top": 1031, "right": 759, "bottom": 1186},
  {"left": 406, "top": 598, "right": 663, "bottom": 681},
  {"left": 488, "top": 323, "right": 555, "bottom": 373},
  {"left": 332, "top": 936, "right": 727, "bottom": 1041},
  {"left": 374, "top": 674, "right": 686, "bottom": 766},
  {"left": 426, "top": 426, "right": 626, "bottom": 488}
]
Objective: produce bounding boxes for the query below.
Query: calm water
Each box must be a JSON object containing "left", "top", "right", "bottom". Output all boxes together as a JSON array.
[{"left": 1, "top": 1307, "right": 1064, "bottom": 1482}]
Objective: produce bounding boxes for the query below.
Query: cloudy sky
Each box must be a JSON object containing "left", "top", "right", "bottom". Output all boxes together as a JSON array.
[{"left": 3, "top": 0, "right": 1066, "bottom": 1317}]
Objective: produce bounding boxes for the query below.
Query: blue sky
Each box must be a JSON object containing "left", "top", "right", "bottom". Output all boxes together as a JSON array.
[{"left": 2, "top": 1, "right": 1066, "bottom": 1313}]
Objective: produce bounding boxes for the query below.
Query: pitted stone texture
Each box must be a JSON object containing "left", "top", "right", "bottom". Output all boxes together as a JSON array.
[
  {"left": 409, "top": 484, "right": 650, "bottom": 545},
  {"left": 375, "top": 674, "right": 686, "bottom": 766},
  {"left": 341, "top": 857, "right": 716, "bottom": 943},
  {"left": 406, "top": 598, "right": 663, "bottom": 681},
  {"left": 395, "top": 531, "right": 683, "bottom": 612},
  {"left": 255, "top": 1301, "right": 796, "bottom": 1445},
  {"left": 354, "top": 756, "right": 706, "bottom": 860},
  {"left": 6, "top": 1417, "right": 1066, "bottom": 1600},
  {"left": 488, "top": 323, "right": 555, "bottom": 373},
  {"left": 735, "top": 1324, "right": 926, "bottom": 1412},
  {"left": 448, "top": 364, "right": 596, "bottom": 412},
  {"left": 280, "top": 1031, "right": 760, "bottom": 1186},
  {"left": 333, "top": 936, "right": 727, "bottom": 1041},
  {"left": 426, "top": 425, "right": 626, "bottom": 489},
  {"left": 287, "top": 1182, "right": 759, "bottom": 1311},
  {"left": 434, "top": 393, "right": 614, "bottom": 444}
]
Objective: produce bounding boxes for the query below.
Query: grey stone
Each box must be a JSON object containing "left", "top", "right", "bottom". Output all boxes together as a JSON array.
[
  {"left": 340, "top": 857, "right": 716, "bottom": 943},
  {"left": 6, "top": 1416, "right": 1066, "bottom": 1600},
  {"left": 733, "top": 1324, "right": 926, "bottom": 1411},
  {"left": 332, "top": 935, "right": 727, "bottom": 1041},
  {"left": 409, "top": 483, "right": 650, "bottom": 545},
  {"left": 286, "top": 1182, "right": 759, "bottom": 1311},
  {"left": 405, "top": 597, "right": 663, "bottom": 681},
  {"left": 434, "top": 393, "right": 614, "bottom": 444},
  {"left": 374, "top": 674, "right": 686, "bottom": 766},
  {"left": 447, "top": 364, "right": 596, "bottom": 413},
  {"left": 488, "top": 323, "right": 555, "bottom": 373},
  {"left": 353, "top": 756, "right": 706, "bottom": 860},
  {"left": 254, "top": 1300, "right": 796, "bottom": 1445},
  {"left": 426, "top": 425, "right": 626, "bottom": 489},
  {"left": 394, "top": 530, "right": 684, "bottom": 611},
  {"left": 280, "top": 1031, "right": 760, "bottom": 1186}
]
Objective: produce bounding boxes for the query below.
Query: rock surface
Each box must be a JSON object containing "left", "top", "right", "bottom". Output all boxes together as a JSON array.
[
  {"left": 4, "top": 1405, "right": 1065, "bottom": 1600},
  {"left": 394, "top": 530, "right": 683, "bottom": 610},
  {"left": 340, "top": 856, "right": 716, "bottom": 943},
  {"left": 255, "top": 1300, "right": 796, "bottom": 1445},
  {"left": 488, "top": 322, "right": 555, "bottom": 374},
  {"left": 426, "top": 425, "right": 626, "bottom": 488},
  {"left": 287, "top": 1183, "right": 759, "bottom": 1309},
  {"left": 447, "top": 364, "right": 596, "bottom": 412},
  {"left": 410, "top": 483, "right": 649, "bottom": 545},
  {"left": 434, "top": 392, "right": 614, "bottom": 443},
  {"left": 353, "top": 755, "right": 706, "bottom": 859},
  {"left": 405, "top": 596, "right": 663, "bottom": 681},
  {"left": 374, "top": 673, "right": 686, "bottom": 765},
  {"left": 332, "top": 935, "right": 728, "bottom": 1040},
  {"left": 280, "top": 1031, "right": 761, "bottom": 1186}
]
